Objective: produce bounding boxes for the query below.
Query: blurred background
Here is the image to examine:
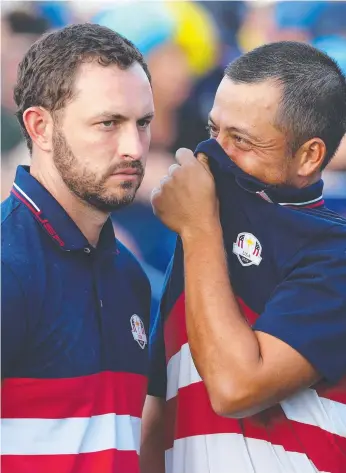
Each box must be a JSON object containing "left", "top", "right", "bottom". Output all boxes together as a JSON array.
[{"left": 1, "top": 0, "right": 346, "bottom": 318}]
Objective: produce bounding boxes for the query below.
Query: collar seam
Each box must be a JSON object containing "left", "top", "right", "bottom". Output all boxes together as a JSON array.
[
  {"left": 11, "top": 186, "right": 67, "bottom": 249},
  {"left": 278, "top": 195, "right": 324, "bottom": 206}
]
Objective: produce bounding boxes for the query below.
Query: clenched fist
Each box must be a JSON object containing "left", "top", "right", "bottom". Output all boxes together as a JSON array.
[{"left": 151, "top": 148, "right": 220, "bottom": 237}]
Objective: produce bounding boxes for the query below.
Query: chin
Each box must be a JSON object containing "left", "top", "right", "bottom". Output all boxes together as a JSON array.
[
  {"left": 83, "top": 189, "right": 137, "bottom": 213},
  {"left": 119, "top": 186, "right": 138, "bottom": 199},
  {"left": 108, "top": 182, "right": 138, "bottom": 200}
]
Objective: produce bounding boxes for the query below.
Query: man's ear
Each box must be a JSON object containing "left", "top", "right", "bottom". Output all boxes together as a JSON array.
[
  {"left": 295, "top": 138, "right": 326, "bottom": 177},
  {"left": 23, "top": 106, "right": 54, "bottom": 152}
]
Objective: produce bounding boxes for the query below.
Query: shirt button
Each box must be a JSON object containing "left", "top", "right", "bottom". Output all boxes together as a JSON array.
[{"left": 84, "top": 247, "right": 91, "bottom": 254}]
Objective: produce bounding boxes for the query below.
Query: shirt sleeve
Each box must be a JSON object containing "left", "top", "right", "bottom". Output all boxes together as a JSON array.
[
  {"left": 254, "top": 229, "right": 346, "bottom": 384},
  {"left": 147, "top": 261, "right": 173, "bottom": 398},
  {"left": 1, "top": 262, "right": 27, "bottom": 378}
]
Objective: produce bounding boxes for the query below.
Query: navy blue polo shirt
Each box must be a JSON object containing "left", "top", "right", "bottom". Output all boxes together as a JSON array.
[
  {"left": 149, "top": 139, "right": 346, "bottom": 396},
  {"left": 148, "top": 139, "right": 346, "bottom": 473},
  {"left": 1, "top": 165, "right": 151, "bottom": 473}
]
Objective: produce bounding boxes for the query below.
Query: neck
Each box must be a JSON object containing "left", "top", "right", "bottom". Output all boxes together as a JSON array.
[
  {"left": 295, "top": 172, "right": 322, "bottom": 189},
  {"left": 30, "top": 157, "right": 108, "bottom": 247}
]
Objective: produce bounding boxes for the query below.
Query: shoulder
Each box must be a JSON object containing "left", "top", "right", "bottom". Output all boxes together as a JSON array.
[
  {"left": 294, "top": 220, "right": 346, "bottom": 267},
  {"left": 255, "top": 218, "right": 346, "bottom": 383},
  {"left": 278, "top": 206, "right": 346, "bottom": 276},
  {"left": 2, "top": 196, "right": 30, "bottom": 263},
  {"left": 2, "top": 194, "right": 40, "bottom": 245},
  {"left": 306, "top": 204, "right": 346, "bottom": 228},
  {"left": 2, "top": 195, "right": 46, "bottom": 292},
  {"left": 1, "top": 194, "right": 21, "bottom": 226}
]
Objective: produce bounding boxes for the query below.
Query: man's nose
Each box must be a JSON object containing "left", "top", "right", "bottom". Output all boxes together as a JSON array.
[{"left": 117, "top": 124, "right": 143, "bottom": 161}]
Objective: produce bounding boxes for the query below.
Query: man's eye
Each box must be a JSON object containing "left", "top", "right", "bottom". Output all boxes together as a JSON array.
[
  {"left": 138, "top": 119, "right": 151, "bottom": 129},
  {"left": 205, "top": 124, "right": 218, "bottom": 137},
  {"left": 234, "top": 135, "right": 245, "bottom": 144},
  {"left": 233, "top": 135, "right": 252, "bottom": 151},
  {"left": 100, "top": 121, "right": 115, "bottom": 128}
]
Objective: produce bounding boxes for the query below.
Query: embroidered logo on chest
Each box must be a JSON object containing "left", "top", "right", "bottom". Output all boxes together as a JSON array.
[
  {"left": 233, "top": 232, "right": 262, "bottom": 267},
  {"left": 130, "top": 314, "right": 147, "bottom": 349}
]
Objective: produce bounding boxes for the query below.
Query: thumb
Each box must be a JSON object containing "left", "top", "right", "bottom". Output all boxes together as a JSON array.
[{"left": 197, "top": 153, "right": 210, "bottom": 171}]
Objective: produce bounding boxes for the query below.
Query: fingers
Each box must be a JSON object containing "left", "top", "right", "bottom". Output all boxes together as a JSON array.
[
  {"left": 160, "top": 175, "right": 170, "bottom": 187},
  {"left": 150, "top": 186, "right": 160, "bottom": 205},
  {"left": 152, "top": 166, "right": 177, "bottom": 204},
  {"left": 152, "top": 172, "right": 172, "bottom": 206},
  {"left": 175, "top": 149, "right": 210, "bottom": 173},
  {"left": 196, "top": 152, "right": 212, "bottom": 176},
  {"left": 151, "top": 149, "right": 211, "bottom": 207},
  {"left": 168, "top": 163, "right": 180, "bottom": 176},
  {"left": 175, "top": 148, "right": 195, "bottom": 166},
  {"left": 196, "top": 152, "right": 209, "bottom": 167}
]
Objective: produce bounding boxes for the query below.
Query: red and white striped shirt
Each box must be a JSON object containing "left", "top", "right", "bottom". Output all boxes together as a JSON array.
[
  {"left": 164, "top": 295, "right": 346, "bottom": 473},
  {"left": 2, "top": 372, "right": 147, "bottom": 473}
]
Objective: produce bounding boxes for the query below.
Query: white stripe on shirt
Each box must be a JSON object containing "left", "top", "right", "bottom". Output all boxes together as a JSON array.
[{"left": 1, "top": 413, "right": 140, "bottom": 455}]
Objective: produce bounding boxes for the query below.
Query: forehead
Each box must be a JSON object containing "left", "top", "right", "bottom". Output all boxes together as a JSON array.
[
  {"left": 212, "top": 77, "right": 282, "bottom": 130},
  {"left": 68, "top": 61, "right": 154, "bottom": 117}
]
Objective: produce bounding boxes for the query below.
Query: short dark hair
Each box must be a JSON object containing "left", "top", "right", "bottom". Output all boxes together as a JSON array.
[
  {"left": 14, "top": 23, "right": 151, "bottom": 152},
  {"left": 225, "top": 41, "right": 346, "bottom": 169}
]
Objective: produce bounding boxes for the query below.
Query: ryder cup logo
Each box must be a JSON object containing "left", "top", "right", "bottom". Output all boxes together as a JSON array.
[
  {"left": 130, "top": 314, "right": 147, "bottom": 349},
  {"left": 233, "top": 232, "right": 262, "bottom": 267}
]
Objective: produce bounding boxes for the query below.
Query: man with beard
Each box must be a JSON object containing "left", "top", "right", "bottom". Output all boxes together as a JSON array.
[
  {"left": 1, "top": 24, "right": 154, "bottom": 473},
  {"left": 141, "top": 42, "right": 346, "bottom": 473}
]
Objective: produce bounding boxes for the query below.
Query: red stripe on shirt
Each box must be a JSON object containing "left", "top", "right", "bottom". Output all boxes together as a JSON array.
[
  {"left": 11, "top": 188, "right": 65, "bottom": 246},
  {"left": 164, "top": 294, "right": 259, "bottom": 363},
  {"left": 1, "top": 449, "right": 139, "bottom": 473},
  {"left": 11, "top": 188, "right": 40, "bottom": 216},
  {"left": 164, "top": 293, "right": 187, "bottom": 363},
  {"left": 1, "top": 371, "right": 147, "bottom": 419},
  {"left": 236, "top": 297, "right": 260, "bottom": 325},
  {"left": 166, "top": 381, "right": 346, "bottom": 473},
  {"left": 304, "top": 200, "right": 325, "bottom": 209}
]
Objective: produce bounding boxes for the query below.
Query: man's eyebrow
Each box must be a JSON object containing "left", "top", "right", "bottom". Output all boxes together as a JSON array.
[
  {"left": 208, "top": 114, "right": 259, "bottom": 142},
  {"left": 92, "top": 111, "right": 154, "bottom": 122},
  {"left": 139, "top": 112, "right": 155, "bottom": 121}
]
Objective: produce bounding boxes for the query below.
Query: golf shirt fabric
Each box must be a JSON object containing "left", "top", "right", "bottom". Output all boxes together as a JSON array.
[
  {"left": 149, "top": 139, "right": 346, "bottom": 473},
  {"left": 1, "top": 165, "right": 151, "bottom": 473}
]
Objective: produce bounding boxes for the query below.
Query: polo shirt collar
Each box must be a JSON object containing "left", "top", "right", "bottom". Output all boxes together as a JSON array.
[
  {"left": 195, "top": 139, "right": 324, "bottom": 209},
  {"left": 11, "top": 165, "right": 118, "bottom": 252}
]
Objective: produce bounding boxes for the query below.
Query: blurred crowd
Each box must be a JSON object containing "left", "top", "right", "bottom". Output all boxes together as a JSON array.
[{"left": 1, "top": 0, "right": 346, "bottom": 316}]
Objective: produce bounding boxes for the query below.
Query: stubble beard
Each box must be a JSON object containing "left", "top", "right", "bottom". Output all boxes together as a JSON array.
[{"left": 52, "top": 127, "right": 144, "bottom": 212}]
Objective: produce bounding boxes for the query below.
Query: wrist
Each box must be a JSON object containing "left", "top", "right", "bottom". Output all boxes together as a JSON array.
[{"left": 181, "top": 218, "right": 223, "bottom": 245}]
